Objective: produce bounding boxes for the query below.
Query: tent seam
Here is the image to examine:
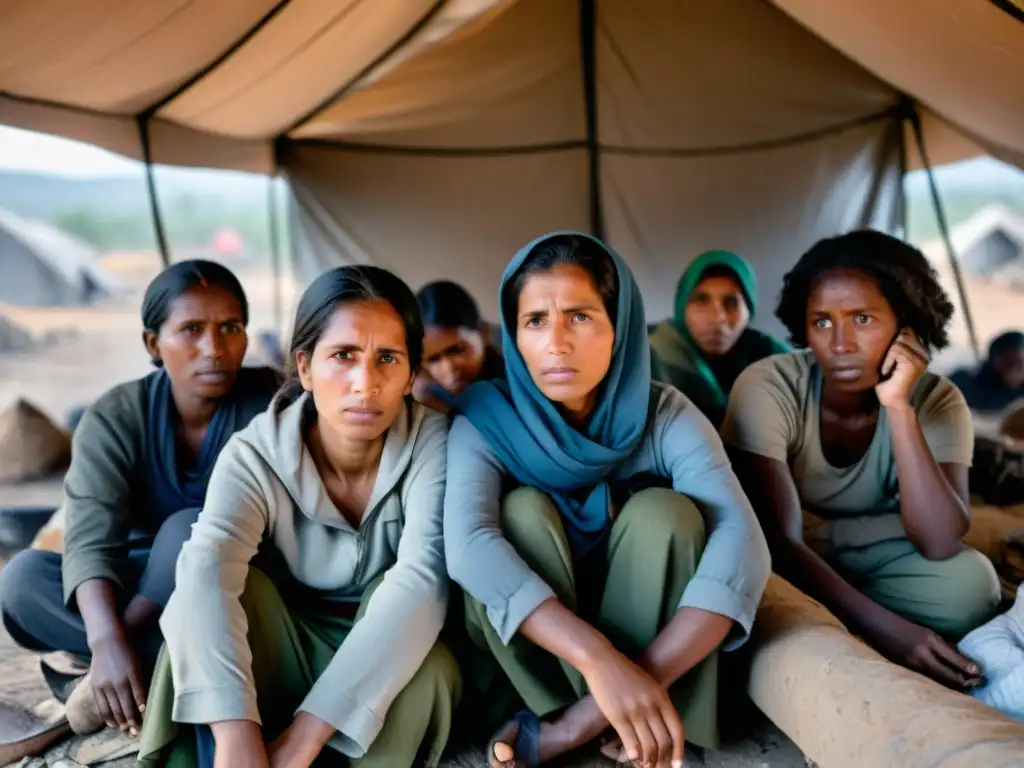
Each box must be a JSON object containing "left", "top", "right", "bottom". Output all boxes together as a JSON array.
[
  {"left": 283, "top": 0, "right": 450, "bottom": 135},
  {"left": 138, "top": 0, "right": 295, "bottom": 119}
]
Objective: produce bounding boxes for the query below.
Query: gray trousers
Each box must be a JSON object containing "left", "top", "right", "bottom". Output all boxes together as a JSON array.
[{"left": 0, "top": 508, "right": 200, "bottom": 662}]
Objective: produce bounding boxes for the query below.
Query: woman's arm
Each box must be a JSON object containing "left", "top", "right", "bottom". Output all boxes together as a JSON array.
[
  {"left": 731, "top": 448, "right": 980, "bottom": 689},
  {"left": 294, "top": 413, "right": 450, "bottom": 760},
  {"left": 158, "top": 438, "right": 270, "bottom": 750},
  {"left": 876, "top": 334, "right": 972, "bottom": 559}
]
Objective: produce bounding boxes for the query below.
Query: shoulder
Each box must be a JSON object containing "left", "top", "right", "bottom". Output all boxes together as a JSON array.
[
  {"left": 77, "top": 373, "right": 155, "bottom": 442},
  {"left": 734, "top": 349, "right": 813, "bottom": 396},
  {"left": 409, "top": 402, "right": 449, "bottom": 450},
  {"left": 649, "top": 383, "right": 717, "bottom": 439},
  {"left": 912, "top": 371, "right": 969, "bottom": 416}
]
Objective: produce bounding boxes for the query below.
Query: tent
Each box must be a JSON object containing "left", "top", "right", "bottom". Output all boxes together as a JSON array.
[
  {"left": 0, "top": 0, "right": 1021, "bottom": 331},
  {"left": 0, "top": 208, "right": 113, "bottom": 307}
]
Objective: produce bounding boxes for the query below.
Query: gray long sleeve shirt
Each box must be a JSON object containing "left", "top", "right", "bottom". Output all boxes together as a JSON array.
[
  {"left": 159, "top": 394, "right": 449, "bottom": 757},
  {"left": 444, "top": 382, "right": 771, "bottom": 647}
]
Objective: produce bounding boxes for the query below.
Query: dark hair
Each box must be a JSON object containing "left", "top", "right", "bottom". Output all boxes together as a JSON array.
[
  {"left": 504, "top": 234, "right": 619, "bottom": 328},
  {"left": 416, "top": 281, "right": 481, "bottom": 331},
  {"left": 275, "top": 265, "right": 423, "bottom": 412},
  {"left": 988, "top": 331, "right": 1024, "bottom": 364},
  {"left": 141, "top": 259, "right": 249, "bottom": 367},
  {"left": 776, "top": 230, "right": 954, "bottom": 350}
]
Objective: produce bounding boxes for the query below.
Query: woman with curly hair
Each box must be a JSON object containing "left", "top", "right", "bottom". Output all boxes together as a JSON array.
[{"left": 721, "top": 230, "right": 1001, "bottom": 689}]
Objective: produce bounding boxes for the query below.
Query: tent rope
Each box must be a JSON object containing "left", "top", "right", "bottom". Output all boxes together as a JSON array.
[{"left": 907, "top": 104, "right": 981, "bottom": 361}]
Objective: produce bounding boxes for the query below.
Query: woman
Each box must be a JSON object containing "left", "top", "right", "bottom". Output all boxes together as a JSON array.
[
  {"left": 413, "top": 280, "right": 504, "bottom": 412},
  {"left": 0, "top": 260, "right": 280, "bottom": 743},
  {"left": 649, "top": 250, "right": 789, "bottom": 428},
  {"left": 445, "top": 232, "right": 770, "bottom": 767},
  {"left": 137, "top": 266, "right": 459, "bottom": 768},
  {"left": 721, "top": 230, "right": 1001, "bottom": 690}
]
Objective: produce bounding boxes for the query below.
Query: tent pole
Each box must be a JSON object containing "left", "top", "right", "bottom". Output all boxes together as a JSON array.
[
  {"left": 267, "top": 166, "right": 284, "bottom": 339},
  {"left": 579, "top": 0, "right": 603, "bottom": 240},
  {"left": 137, "top": 117, "right": 171, "bottom": 267},
  {"left": 907, "top": 105, "right": 980, "bottom": 362}
]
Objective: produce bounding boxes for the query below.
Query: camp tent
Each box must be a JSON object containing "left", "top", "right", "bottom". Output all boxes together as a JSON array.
[
  {"left": 0, "top": 207, "right": 113, "bottom": 307},
  {"left": 0, "top": 0, "right": 1021, "bottom": 328}
]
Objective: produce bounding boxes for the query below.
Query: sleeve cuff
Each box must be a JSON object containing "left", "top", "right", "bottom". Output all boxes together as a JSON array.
[
  {"left": 679, "top": 575, "right": 759, "bottom": 651},
  {"left": 487, "top": 575, "right": 556, "bottom": 646},
  {"left": 171, "top": 686, "right": 261, "bottom": 726},
  {"left": 298, "top": 692, "right": 381, "bottom": 758}
]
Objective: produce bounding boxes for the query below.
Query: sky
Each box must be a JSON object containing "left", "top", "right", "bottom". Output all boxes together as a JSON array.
[{"left": 0, "top": 125, "right": 141, "bottom": 177}]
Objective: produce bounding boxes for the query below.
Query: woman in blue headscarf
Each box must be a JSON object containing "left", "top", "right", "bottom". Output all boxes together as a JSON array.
[
  {"left": 0, "top": 260, "right": 280, "bottom": 756},
  {"left": 444, "top": 233, "right": 770, "bottom": 767}
]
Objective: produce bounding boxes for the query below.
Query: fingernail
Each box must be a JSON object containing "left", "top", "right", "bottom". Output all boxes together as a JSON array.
[
  {"left": 627, "top": 749, "right": 638, "bottom": 761},
  {"left": 970, "top": 665, "right": 980, "bottom": 675},
  {"left": 130, "top": 728, "right": 139, "bottom": 737},
  {"left": 139, "top": 704, "right": 146, "bottom": 713},
  {"left": 672, "top": 761, "right": 686, "bottom": 768}
]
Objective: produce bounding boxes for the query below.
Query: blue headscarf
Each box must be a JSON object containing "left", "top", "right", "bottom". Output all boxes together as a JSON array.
[{"left": 457, "top": 231, "right": 653, "bottom": 553}]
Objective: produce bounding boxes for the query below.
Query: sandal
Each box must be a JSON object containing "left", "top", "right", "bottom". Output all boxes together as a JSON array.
[{"left": 488, "top": 709, "right": 541, "bottom": 768}]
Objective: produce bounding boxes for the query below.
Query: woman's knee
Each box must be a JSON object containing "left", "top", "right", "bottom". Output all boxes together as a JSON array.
[
  {"left": 0, "top": 549, "right": 59, "bottom": 621},
  {"left": 401, "top": 643, "right": 462, "bottom": 709},
  {"left": 500, "top": 488, "right": 564, "bottom": 548},
  {"left": 617, "top": 488, "right": 706, "bottom": 549},
  {"left": 152, "top": 507, "right": 201, "bottom": 556},
  {"left": 938, "top": 549, "right": 1001, "bottom": 637}
]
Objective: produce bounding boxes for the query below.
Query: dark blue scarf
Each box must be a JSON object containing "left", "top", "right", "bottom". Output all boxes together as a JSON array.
[
  {"left": 457, "top": 232, "right": 653, "bottom": 554},
  {"left": 143, "top": 367, "right": 276, "bottom": 527}
]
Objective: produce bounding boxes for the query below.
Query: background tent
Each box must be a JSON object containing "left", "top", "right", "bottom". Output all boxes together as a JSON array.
[
  {"left": 0, "top": 208, "right": 114, "bottom": 307},
  {"left": 0, "top": 0, "right": 1021, "bottom": 331}
]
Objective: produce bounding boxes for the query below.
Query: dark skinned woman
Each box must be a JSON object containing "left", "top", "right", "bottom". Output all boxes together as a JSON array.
[{"left": 722, "top": 230, "right": 1000, "bottom": 692}]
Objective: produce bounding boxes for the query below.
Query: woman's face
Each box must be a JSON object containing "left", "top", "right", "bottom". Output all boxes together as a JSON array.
[
  {"left": 806, "top": 268, "right": 899, "bottom": 392},
  {"left": 421, "top": 325, "right": 486, "bottom": 396},
  {"left": 297, "top": 299, "right": 414, "bottom": 442},
  {"left": 145, "top": 285, "right": 248, "bottom": 400},
  {"left": 684, "top": 273, "right": 750, "bottom": 356},
  {"left": 514, "top": 263, "right": 614, "bottom": 420}
]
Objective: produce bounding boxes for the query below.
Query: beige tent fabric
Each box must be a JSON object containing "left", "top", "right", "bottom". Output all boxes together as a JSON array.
[
  {"left": 771, "top": 0, "right": 1024, "bottom": 164},
  {"left": 295, "top": 0, "right": 584, "bottom": 148},
  {"left": 603, "top": 121, "right": 903, "bottom": 324},
  {"left": 0, "top": 0, "right": 284, "bottom": 114},
  {"left": 597, "top": 0, "right": 897, "bottom": 150},
  {"left": 285, "top": 142, "right": 590, "bottom": 319},
  {"left": 0, "top": 0, "right": 1019, "bottom": 172}
]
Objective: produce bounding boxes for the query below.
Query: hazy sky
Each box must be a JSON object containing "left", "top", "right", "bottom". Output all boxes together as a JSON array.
[{"left": 0, "top": 125, "right": 140, "bottom": 177}]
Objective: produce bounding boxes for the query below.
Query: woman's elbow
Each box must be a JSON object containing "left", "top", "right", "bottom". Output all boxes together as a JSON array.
[{"left": 916, "top": 537, "right": 965, "bottom": 562}]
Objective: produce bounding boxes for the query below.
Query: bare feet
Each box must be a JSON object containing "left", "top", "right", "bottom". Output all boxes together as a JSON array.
[{"left": 489, "top": 714, "right": 578, "bottom": 767}]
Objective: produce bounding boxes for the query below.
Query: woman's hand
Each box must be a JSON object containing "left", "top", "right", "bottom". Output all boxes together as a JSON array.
[
  {"left": 871, "top": 613, "right": 982, "bottom": 690},
  {"left": 88, "top": 635, "right": 146, "bottom": 734},
  {"left": 578, "top": 645, "right": 685, "bottom": 767},
  {"left": 266, "top": 712, "right": 334, "bottom": 768},
  {"left": 875, "top": 328, "right": 930, "bottom": 411}
]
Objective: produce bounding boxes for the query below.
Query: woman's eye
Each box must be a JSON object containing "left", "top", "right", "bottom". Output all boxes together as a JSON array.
[
  {"left": 333, "top": 351, "right": 352, "bottom": 361},
  {"left": 572, "top": 313, "right": 589, "bottom": 323},
  {"left": 184, "top": 324, "right": 201, "bottom": 334},
  {"left": 222, "top": 323, "right": 242, "bottom": 334},
  {"left": 525, "top": 317, "right": 543, "bottom": 328},
  {"left": 854, "top": 314, "right": 871, "bottom": 325},
  {"left": 813, "top": 318, "right": 831, "bottom": 329},
  {"left": 379, "top": 354, "right": 396, "bottom": 364}
]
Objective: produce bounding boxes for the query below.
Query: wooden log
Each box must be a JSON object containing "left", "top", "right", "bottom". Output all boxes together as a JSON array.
[{"left": 747, "top": 575, "right": 1024, "bottom": 767}]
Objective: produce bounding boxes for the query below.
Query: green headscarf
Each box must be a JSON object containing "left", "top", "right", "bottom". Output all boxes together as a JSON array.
[{"left": 650, "top": 250, "right": 788, "bottom": 427}]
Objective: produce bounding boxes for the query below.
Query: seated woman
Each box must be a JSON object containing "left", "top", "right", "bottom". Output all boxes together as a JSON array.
[
  {"left": 950, "top": 330, "right": 1024, "bottom": 413},
  {"left": 137, "top": 266, "right": 459, "bottom": 768},
  {"left": 0, "top": 260, "right": 280, "bottom": 743},
  {"left": 721, "top": 230, "right": 1001, "bottom": 690},
  {"left": 445, "top": 233, "right": 770, "bottom": 768},
  {"left": 413, "top": 280, "right": 504, "bottom": 412},
  {"left": 649, "top": 250, "right": 789, "bottom": 427}
]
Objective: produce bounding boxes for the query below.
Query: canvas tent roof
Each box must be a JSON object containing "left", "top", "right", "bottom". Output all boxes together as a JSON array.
[{"left": 0, "top": 0, "right": 1021, "bottom": 323}]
